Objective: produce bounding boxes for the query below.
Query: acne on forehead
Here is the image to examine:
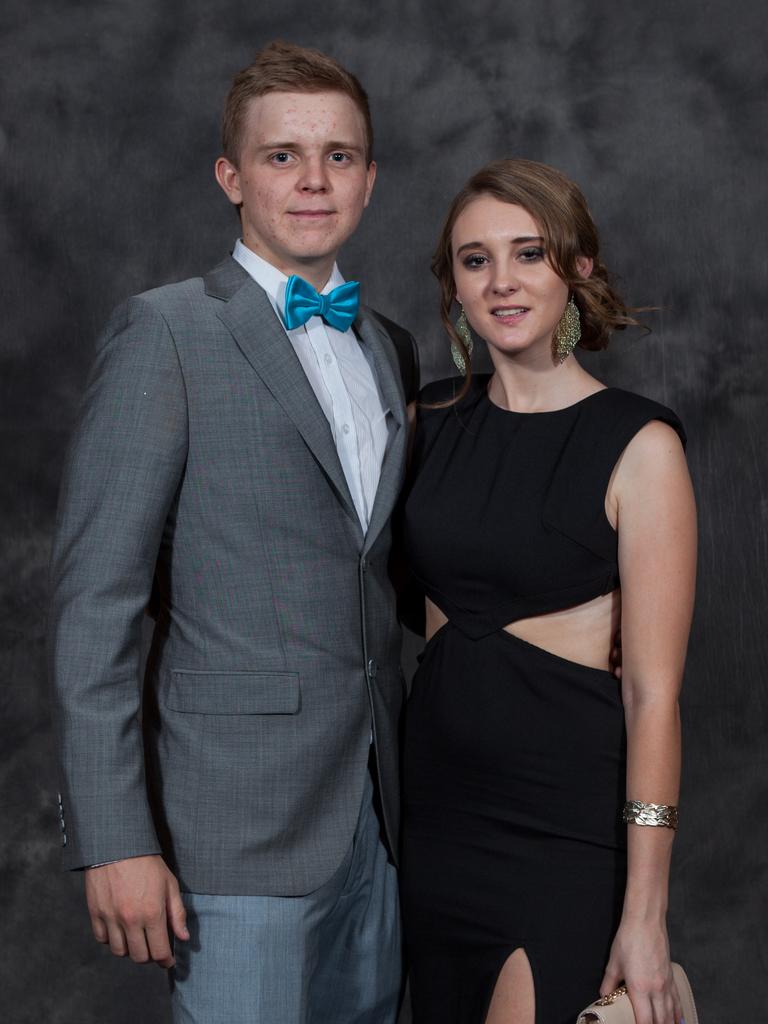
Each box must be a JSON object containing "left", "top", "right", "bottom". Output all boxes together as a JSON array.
[
  {"left": 293, "top": 114, "right": 340, "bottom": 135},
  {"left": 247, "top": 91, "right": 362, "bottom": 144},
  {"left": 281, "top": 102, "right": 338, "bottom": 128}
]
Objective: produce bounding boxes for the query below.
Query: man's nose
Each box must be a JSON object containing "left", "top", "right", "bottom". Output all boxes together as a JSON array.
[{"left": 298, "top": 156, "right": 330, "bottom": 192}]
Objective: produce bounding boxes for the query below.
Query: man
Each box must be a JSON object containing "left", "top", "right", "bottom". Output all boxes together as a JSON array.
[{"left": 49, "top": 41, "right": 418, "bottom": 1023}]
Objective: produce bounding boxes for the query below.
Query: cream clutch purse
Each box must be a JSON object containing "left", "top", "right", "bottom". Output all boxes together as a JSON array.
[{"left": 576, "top": 963, "right": 698, "bottom": 1023}]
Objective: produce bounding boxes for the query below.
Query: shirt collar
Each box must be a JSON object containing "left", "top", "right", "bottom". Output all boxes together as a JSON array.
[{"left": 232, "top": 240, "right": 346, "bottom": 317}]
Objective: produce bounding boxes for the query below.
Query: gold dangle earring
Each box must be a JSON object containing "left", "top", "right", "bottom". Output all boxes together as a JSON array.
[
  {"left": 554, "top": 296, "right": 581, "bottom": 363},
  {"left": 452, "top": 305, "right": 474, "bottom": 375}
]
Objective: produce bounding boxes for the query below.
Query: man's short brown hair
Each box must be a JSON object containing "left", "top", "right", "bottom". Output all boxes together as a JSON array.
[{"left": 222, "top": 41, "right": 374, "bottom": 166}]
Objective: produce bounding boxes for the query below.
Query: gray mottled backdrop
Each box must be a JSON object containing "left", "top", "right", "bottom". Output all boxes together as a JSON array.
[{"left": 2, "top": 0, "right": 765, "bottom": 1020}]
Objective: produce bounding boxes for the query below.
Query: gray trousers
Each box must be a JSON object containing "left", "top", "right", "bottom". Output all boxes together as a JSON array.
[{"left": 170, "top": 770, "right": 402, "bottom": 1023}]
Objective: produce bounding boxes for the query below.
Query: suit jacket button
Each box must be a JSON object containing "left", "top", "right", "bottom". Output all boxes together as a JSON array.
[{"left": 367, "top": 658, "right": 377, "bottom": 680}]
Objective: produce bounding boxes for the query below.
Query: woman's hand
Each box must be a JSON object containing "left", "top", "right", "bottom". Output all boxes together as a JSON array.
[{"left": 601, "top": 919, "right": 683, "bottom": 1024}]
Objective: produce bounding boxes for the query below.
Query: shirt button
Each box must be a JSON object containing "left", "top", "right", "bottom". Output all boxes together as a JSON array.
[
  {"left": 342, "top": 423, "right": 350, "bottom": 435},
  {"left": 324, "top": 352, "right": 333, "bottom": 365}
]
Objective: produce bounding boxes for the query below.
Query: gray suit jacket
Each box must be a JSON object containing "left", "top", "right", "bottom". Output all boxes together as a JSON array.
[{"left": 49, "top": 256, "right": 414, "bottom": 895}]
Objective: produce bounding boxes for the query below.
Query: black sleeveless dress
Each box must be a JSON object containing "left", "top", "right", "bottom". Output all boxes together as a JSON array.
[{"left": 400, "top": 375, "right": 685, "bottom": 1024}]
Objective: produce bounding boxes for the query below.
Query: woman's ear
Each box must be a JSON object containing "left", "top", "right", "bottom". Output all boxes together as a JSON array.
[{"left": 576, "top": 256, "right": 593, "bottom": 280}]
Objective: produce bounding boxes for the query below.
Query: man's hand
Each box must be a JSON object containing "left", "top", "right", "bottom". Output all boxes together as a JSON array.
[{"left": 85, "top": 855, "right": 189, "bottom": 967}]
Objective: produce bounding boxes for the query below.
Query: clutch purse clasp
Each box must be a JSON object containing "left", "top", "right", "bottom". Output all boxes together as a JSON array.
[{"left": 594, "top": 985, "right": 628, "bottom": 1006}]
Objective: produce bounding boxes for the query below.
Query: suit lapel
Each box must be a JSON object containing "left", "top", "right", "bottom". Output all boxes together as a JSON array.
[
  {"left": 205, "top": 258, "right": 360, "bottom": 530},
  {"left": 354, "top": 309, "right": 407, "bottom": 554}
]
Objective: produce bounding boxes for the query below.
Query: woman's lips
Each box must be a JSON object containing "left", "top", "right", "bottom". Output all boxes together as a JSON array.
[{"left": 491, "top": 306, "right": 530, "bottom": 323}]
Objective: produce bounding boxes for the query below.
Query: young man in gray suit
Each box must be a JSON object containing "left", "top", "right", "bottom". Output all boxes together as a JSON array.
[{"left": 49, "top": 41, "right": 418, "bottom": 1023}]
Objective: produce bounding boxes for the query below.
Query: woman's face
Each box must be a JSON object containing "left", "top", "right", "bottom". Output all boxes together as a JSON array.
[{"left": 451, "top": 195, "right": 587, "bottom": 364}]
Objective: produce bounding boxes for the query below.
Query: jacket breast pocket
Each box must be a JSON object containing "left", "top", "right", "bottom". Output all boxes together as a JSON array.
[{"left": 167, "top": 670, "right": 301, "bottom": 715}]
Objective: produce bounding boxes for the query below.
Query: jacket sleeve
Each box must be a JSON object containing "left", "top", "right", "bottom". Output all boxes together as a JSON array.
[{"left": 48, "top": 296, "right": 188, "bottom": 869}]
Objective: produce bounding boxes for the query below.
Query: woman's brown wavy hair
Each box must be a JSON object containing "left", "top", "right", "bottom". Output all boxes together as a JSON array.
[{"left": 431, "top": 158, "right": 645, "bottom": 404}]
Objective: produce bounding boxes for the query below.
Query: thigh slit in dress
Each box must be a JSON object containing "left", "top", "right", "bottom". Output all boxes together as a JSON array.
[{"left": 399, "top": 376, "right": 686, "bottom": 1024}]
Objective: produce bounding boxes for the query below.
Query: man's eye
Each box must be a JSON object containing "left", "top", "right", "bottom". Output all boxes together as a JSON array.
[
  {"left": 270, "top": 152, "right": 292, "bottom": 164},
  {"left": 329, "top": 152, "right": 351, "bottom": 163}
]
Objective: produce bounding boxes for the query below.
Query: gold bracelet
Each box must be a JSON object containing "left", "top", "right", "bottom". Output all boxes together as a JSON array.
[{"left": 622, "top": 800, "right": 679, "bottom": 830}]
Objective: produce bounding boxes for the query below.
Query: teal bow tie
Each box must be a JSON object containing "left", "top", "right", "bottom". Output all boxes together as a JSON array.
[{"left": 283, "top": 275, "right": 360, "bottom": 333}]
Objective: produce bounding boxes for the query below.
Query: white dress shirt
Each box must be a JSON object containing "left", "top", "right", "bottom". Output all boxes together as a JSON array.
[{"left": 233, "top": 241, "right": 390, "bottom": 532}]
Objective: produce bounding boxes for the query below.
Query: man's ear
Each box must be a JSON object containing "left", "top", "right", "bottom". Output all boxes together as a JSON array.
[
  {"left": 363, "top": 160, "right": 377, "bottom": 209},
  {"left": 215, "top": 157, "right": 243, "bottom": 207}
]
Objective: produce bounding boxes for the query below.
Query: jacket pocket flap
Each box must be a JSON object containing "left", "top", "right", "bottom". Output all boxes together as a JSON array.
[{"left": 167, "top": 670, "right": 300, "bottom": 715}]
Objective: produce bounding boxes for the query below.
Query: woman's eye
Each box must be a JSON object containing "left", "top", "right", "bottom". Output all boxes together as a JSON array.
[
  {"left": 518, "top": 247, "right": 544, "bottom": 262},
  {"left": 463, "top": 254, "right": 488, "bottom": 269}
]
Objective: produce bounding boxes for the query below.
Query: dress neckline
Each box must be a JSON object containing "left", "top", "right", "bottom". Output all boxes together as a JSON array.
[{"left": 480, "top": 375, "right": 611, "bottom": 417}]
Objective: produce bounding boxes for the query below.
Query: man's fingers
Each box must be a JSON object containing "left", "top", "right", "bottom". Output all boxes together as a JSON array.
[
  {"left": 166, "top": 883, "right": 190, "bottom": 941},
  {"left": 90, "top": 913, "right": 109, "bottom": 944},
  {"left": 106, "top": 921, "right": 129, "bottom": 957},
  {"left": 124, "top": 922, "right": 153, "bottom": 964},
  {"left": 145, "top": 920, "right": 175, "bottom": 968}
]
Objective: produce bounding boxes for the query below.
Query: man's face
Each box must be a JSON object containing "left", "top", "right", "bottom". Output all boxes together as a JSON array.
[{"left": 216, "top": 90, "right": 376, "bottom": 285}]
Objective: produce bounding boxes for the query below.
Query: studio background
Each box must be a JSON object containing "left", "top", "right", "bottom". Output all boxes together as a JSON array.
[{"left": 2, "top": 1, "right": 766, "bottom": 1020}]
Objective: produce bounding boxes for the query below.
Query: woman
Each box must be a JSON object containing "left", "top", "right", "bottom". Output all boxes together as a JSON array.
[{"left": 400, "top": 159, "right": 696, "bottom": 1024}]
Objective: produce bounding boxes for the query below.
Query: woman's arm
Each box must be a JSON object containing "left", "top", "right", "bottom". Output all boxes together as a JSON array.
[{"left": 603, "top": 419, "right": 697, "bottom": 1024}]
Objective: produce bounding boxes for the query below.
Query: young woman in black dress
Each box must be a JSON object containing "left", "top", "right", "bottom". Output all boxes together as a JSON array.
[{"left": 400, "top": 159, "right": 696, "bottom": 1024}]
